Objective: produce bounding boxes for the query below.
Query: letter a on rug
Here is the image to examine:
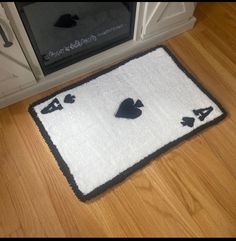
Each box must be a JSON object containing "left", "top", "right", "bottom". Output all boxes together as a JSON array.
[{"left": 29, "top": 46, "right": 226, "bottom": 202}]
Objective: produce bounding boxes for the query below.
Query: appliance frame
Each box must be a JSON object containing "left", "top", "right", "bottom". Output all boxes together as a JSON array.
[{"left": 15, "top": 2, "right": 137, "bottom": 75}]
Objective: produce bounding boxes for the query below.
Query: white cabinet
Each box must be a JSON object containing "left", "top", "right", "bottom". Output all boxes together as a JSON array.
[
  {"left": 0, "top": 4, "right": 36, "bottom": 98},
  {"left": 141, "top": 2, "right": 196, "bottom": 39}
]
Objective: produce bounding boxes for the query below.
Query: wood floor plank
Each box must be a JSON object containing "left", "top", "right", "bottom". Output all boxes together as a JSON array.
[
  {"left": 129, "top": 171, "right": 203, "bottom": 237},
  {"left": 0, "top": 181, "right": 21, "bottom": 237},
  {"left": 0, "top": 108, "right": 65, "bottom": 237},
  {"left": 6, "top": 176, "right": 46, "bottom": 237},
  {"left": 151, "top": 135, "right": 236, "bottom": 236},
  {"left": 9, "top": 228, "right": 25, "bottom": 238},
  {"left": 0, "top": 2, "right": 236, "bottom": 237}
]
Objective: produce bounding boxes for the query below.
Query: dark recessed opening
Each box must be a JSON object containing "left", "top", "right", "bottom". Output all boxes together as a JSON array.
[{"left": 15, "top": 2, "right": 137, "bottom": 75}]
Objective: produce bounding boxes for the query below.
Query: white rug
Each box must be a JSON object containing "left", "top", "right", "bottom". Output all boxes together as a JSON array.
[{"left": 29, "top": 46, "right": 226, "bottom": 202}]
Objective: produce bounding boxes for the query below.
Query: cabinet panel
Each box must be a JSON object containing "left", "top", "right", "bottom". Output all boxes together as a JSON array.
[
  {"left": 142, "top": 2, "right": 196, "bottom": 39},
  {"left": 0, "top": 53, "right": 36, "bottom": 96},
  {"left": 0, "top": 4, "right": 36, "bottom": 98}
]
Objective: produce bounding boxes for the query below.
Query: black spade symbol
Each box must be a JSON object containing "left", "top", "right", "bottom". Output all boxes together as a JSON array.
[
  {"left": 181, "top": 117, "right": 195, "bottom": 127},
  {"left": 64, "top": 94, "right": 76, "bottom": 104},
  {"left": 54, "top": 14, "right": 79, "bottom": 28},
  {"left": 115, "top": 98, "right": 144, "bottom": 119}
]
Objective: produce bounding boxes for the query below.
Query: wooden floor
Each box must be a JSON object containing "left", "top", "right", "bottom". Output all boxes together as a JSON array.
[{"left": 0, "top": 3, "right": 236, "bottom": 237}]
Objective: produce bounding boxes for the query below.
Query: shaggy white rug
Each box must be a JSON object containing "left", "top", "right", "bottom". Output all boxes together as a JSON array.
[{"left": 29, "top": 46, "right": 226, "bottom": 202}]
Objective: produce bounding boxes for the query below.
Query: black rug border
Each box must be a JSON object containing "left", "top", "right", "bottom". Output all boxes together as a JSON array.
[{"left": 28, "top": 45, "right": 227, "bottom": 202}]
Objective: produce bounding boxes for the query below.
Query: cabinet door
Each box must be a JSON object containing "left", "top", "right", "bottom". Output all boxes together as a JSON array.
[
  {"left": 142, "top": 2, "right": 196, "bottom": 40},
  {"left": 0, "top": 4, "right": 36, "bottom": 98}
]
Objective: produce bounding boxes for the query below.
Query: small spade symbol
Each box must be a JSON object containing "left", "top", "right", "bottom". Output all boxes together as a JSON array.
[
  {"left": 64, "top": 94, "right": 76, "bottom": 104},
  {"left": 181, "top": 117, "right": 195, "bottom": 127}
]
